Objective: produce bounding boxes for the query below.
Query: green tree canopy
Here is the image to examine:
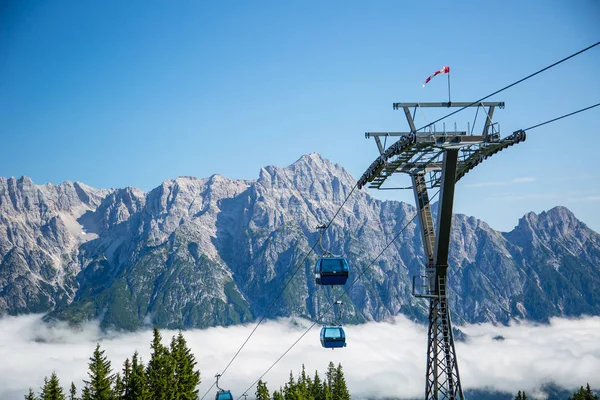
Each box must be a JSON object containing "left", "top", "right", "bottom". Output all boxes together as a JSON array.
[
  {"left": 82, "top": 344, "right": 115, "bottom": 400},
  {"left": 283, "top": 372, "right": 298, "bottom": 400},
  {"left": 69, "top": 382, "right": 77, "bottom": 400},
  {"left": 331, "top": 364, "right": 349, "bottom": 400},
  {"left": 120, "top": 359, "right": 131, "bottom": 400},
  {"left": 126, "top": 352, "right": 148, "bottom": 400},
  {"left": 113, "top": 374, "right": 124, "bottom": 400},
  {"left": 146, "top": 327, "right": 174, "bottom": 400},
  {"left": 40, "top": 372, "right": 66, "bottom": 400},
  {"left": 170, "top": 331, "right": 201, "bottom": 400},
  {"left": 568, "top": 384, "right": 600, "bottom": 400},
  {"left": 310, "top": 371, "right": 325, "bottom": 400},
  {"left": 297, "top": 365, "right": 312, "bottom": 400},
  {"left": 324, "top": 363, "right": 335, "bottom": 391},
  {"left": 255, "top": 380, "right": 270, "bottom": 400},
  {"left": 514, "top": 390, "right": 528, "bottom": 400},
  {"left": 25, "top": 387, "right": 37, "bottom": 400},
  {"left": 264, "top": 362, "right": 350, "bottom": 400}
]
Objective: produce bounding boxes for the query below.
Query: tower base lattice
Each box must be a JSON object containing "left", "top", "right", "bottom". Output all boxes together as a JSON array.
[{"left": 425, "top": 285, "right": 463, "bottom": 400}]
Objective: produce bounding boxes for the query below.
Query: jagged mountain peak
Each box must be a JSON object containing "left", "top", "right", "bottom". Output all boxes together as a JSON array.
[
  {"left": 291, "top": 153, "right": 352, "bottom": 178},
  {"left": 168, "top": 175, "right": 208, "bottom": 187},
  {"left": 294, "top": 152, "right": 332, "bottom": 167},
  {"left": 145, "top": 174, "right": 249, "bottom": 215},
  {"left": 513, "top": 206, "right": 586, "bottom": 238},
  {"left": 454, "top": 212, "right": 494, "bottom": 231},
  {"left": 153, "top": 174, "right": 252, "bottom": 195},
  {"left": 81, "top": 186, "right": 146, "bottom": 231},
  {"left": 538, "top": 205, "right": 580, "bottom": 226},
  {"left": 256, "top": 154, "right": 356, "bottom": 202},
  {"left": 205, "top": 174, "right": 252, "bottom": 192},
  {"left": 0, "top": 175, "right": 111, "bottom": 216},
  {"left": 1, "top": 176, "right": 34, "bottom": 185}
]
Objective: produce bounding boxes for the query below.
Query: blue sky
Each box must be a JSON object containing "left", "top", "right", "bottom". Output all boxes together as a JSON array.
[{"left": 1, "top": 0, "right": 599, "bottom": 232}]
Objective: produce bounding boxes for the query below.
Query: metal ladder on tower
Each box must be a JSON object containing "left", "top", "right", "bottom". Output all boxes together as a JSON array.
[{"left": 414, "top": 174, "right": 436, "bottom": 260}]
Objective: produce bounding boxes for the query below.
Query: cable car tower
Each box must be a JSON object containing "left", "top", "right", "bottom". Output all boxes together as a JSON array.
[{"left": 358, "top": 101, "right": 526, "bottom": 400}]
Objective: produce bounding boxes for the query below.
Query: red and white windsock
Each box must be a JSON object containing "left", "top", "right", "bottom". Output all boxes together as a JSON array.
[{"left": 423, "top": 66, "right": 450, "bottom": 87}]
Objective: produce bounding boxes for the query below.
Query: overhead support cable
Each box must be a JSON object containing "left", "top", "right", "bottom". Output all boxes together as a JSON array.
[
  {"left": 358, "top": 42, "right": 600, "bottom": 190},
  {"left": 206, "top": 42, "right": 600, "bottom": 400},
  {"left": 199, "top": 182, "right": 358, "bottom": 400},
  {"left": 237, "top": 192, "right": 440, "bottom": 399},
  {"left": 414, "top": 41, "right": 600, "bottom": 133},
  {"left": 521, "top": 102, "right": 600, "bottom": 132}
]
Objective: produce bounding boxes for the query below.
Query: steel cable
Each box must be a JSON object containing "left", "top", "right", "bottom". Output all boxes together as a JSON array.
[
  {"left": 204, "top": 41, "right": 600, "bottom": 400},
  {"left": 236, "top": 191, "right": 440, "bottom": 399},
  {"left": 521, "top": 102, "right": 600, "bottom": 132},
  {"left": 200, "top": 182, "right": 358, "bottom": 400},
  {"left": 414, "top": 41, "right": 600, "bottom": 133}
]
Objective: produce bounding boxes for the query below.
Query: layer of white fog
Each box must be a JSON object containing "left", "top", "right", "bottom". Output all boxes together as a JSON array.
[{"left": 1, "top": 314, "right": 599, "bottom": 400}]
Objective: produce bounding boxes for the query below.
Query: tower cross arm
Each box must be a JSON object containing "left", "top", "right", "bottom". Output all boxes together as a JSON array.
[{"left": 393, "top": 101, "right": 505, "bottom": 109}]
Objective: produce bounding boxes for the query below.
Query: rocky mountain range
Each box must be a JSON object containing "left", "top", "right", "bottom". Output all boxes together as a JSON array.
[{"left": 1, "top": 154, "right": 599, "bottom": 330}]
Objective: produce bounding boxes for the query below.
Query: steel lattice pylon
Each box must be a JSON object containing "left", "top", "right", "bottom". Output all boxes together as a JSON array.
[
  {"left": 358, "top": 101, "right": 526, "bottom": 400},
  {"left": 425, "top": 281, "right": 463, "bottom": 400}
]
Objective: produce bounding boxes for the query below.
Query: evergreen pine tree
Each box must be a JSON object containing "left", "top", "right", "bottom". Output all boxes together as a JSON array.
[
  {"left": 114, "top": 374, "right": 124, "bottom": 400},
  {"left": 311, "top": 371, "right": 324, "bottom": 400},
  {"left": 272, "top": 390, "right": 284, "bottom": 400},
  {"left": 297, "top": 365, "right": 312, "bottom": 400},
  {"left": 568, "top": 384, "right": 600, "bottom": 400},
  {"left": 146, "top": 327, "right": 174, "bottom": 400},
  {"left": 324, "top": 385, "right": 333, "bottom": 400},
  {"left": 127, "top": 351, "right": 148, "bottom": 400},
  {"left": 255, "top": 380, "right": 270, "bottom": 400},
  {"left": 69, "top": 382, "right": 77, "bottom": 400},
  {"left": 283, "top": 372, "right": 297, "bottom": 400},
  {"left": 325, "top": 363, "right": 335, "bottom": 391},
  {"left": 170, "top": 331, "right": 201, "bottom": 400},
  {"left": 570, "top": 387, "right": 584, "bottom": 400},
  {"left": 120, "top": 359, "right": 131, "bottom": 400},
  {"left": 587, "top": 384, "right": 600, "bottom": 400},
  {"left": 324, "top": 362, "right": 336, "bottom": 400},
  {"left": 25, "top": 387, "right": 37, "bottom": 400},
  {"left": 40, "top": 372, "right": 66, "bottom": 400},
  {"left": 331, "top": 364, "right": 349, "bottom": 400},
  {"left": 40, "top": 378, "right": 48, "bottom": 400},
  {"left": 82, "top": 344, "right": 115, "bottom": 400}
]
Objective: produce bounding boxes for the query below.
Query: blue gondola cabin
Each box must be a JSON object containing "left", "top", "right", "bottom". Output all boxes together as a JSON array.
[
  {"left": 216, "top": 391, "right": 234, "bottom": 400},
  {"left": 315, "top": 257, "right": 349, "bottom": 285},
  {"left": 320, "top": 326, "right": 347, "bottom": 349}
]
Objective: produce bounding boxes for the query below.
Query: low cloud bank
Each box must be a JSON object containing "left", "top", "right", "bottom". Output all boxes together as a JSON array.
[{"left": 1, "top": 314, "right": 599, "bottom": 399}]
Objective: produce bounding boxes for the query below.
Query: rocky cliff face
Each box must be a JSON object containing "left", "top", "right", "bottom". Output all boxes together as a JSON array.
[
  {"left": 446, "top": 207, "right": 600, "bottom": 324},
  {"left": 0, "top": 155, "right": 599, "bottom": 330},
  {"left": 0, "top": 177, "right": 111, "bottom": 314}
]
